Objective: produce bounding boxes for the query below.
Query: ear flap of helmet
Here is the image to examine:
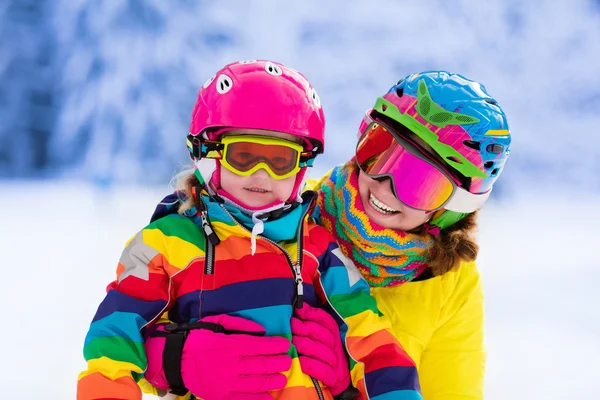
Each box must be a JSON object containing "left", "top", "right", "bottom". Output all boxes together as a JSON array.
[{"left": 429, "top": 210, "right": 470, "bottom": 230}]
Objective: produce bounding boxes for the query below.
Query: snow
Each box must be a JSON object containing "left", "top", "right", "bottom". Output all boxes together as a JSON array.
[{"left": 1, "top": 181, "right": 598, "bottom": 399}]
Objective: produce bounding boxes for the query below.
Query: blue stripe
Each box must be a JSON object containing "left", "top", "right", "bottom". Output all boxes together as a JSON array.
[
  {"left": 317, "top": 241, "right": 341, "bottom": 272},
  {"left": 85, "top": 311, "right": 147, "bottom": 347},
  {"left": 92, "top": 289, "right": 167, "bottom": 323},
  {"left": 229, "top": 305, "right": 293, "bottom": 335},
  {"left": 318, "top": 265, "right": 360, "bottom": 297},
  {"left": 302, "top": 282, "right": 318, "bottom": 306},
  {"left": 371, "top": 390, "right": 423, "bottom": 400},
  {"left": 169, "top": 290, "right": 200, "bottom": 322},
  {"left": 365, "top": 366, "right": 421, "bottom": 397},
  {"left": 208, "top": 278, "right": 296, "bottom": 312},
  {"left": 317, "top": 241, "right": 366, "bottom": 291},
  {"left": 169, "top": 282, "right": 318, "bottom": 326},
  {"left": 202, "top": 278, "right": 297, "bottom": 312}
]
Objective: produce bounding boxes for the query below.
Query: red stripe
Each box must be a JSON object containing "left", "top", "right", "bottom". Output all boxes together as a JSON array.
[{"left": 361, "top": 342, "right": 416, "bottom": 373}]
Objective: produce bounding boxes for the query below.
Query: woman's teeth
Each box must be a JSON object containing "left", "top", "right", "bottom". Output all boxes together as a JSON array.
[
  {"left": 245, "top": 188, "right": 268, "bottom": 193},
  {"left": 369, "top": 193, "right": 399, "bottom": 215}
]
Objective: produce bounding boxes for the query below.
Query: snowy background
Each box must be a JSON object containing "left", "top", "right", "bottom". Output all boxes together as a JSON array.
[{"left": 1, "top": 0, "right": 599, "bottom": 399}]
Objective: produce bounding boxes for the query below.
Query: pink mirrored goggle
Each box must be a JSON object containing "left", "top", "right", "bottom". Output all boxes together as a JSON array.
[{"left": 356, "top": 119, "right": 489, "bottom": 212}]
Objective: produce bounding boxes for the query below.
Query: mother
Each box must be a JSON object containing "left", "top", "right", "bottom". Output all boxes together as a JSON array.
[
  {"left": 144, "top": 70, "right": 511, "bottom": 399},
  {"left": 311, "top": 71, "right": 511, "bottom": 399}
]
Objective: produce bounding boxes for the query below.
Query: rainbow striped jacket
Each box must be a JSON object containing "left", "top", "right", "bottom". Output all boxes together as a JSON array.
[{"left": 77, "top": 191, "right": 421, "bottom": 400}]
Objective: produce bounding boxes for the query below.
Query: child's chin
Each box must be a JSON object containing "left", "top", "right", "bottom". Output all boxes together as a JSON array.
[{"left": 238, "top": 194, "right": 273, "bottom": 209}]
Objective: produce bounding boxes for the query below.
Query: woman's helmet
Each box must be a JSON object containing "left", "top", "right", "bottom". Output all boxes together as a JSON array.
[{"left": 358, "top": 71, "right": 511, "bottom": 229}]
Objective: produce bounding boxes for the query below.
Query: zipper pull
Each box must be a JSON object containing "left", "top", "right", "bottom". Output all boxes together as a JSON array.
[
  {"left": 293, "top": 263, "right": 303, "bottom": 308},
  {"left": 200, "top": 211, "right": 221, "bottom": 246},
  {"left": 195, "top": 189, "right": 221, "bottom": 246}
]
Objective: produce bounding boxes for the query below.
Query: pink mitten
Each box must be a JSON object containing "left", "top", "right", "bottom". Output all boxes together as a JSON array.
[
  {"left": 144, "top": 323, "right": 170, "bottom": 390},
  {"left": 291, "top": 304, "right": 351, "bottom": 396},
  {"left": 145, "top": 315, "right": 292, "bottom": 400}
]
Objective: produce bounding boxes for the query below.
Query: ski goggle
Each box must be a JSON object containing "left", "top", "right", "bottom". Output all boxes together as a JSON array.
[
  {"left": 356, "top": 120, "right": 489, "bottom": 212},
  {"left": 199, "top": 135, "right": 308, "bottom": 180}
]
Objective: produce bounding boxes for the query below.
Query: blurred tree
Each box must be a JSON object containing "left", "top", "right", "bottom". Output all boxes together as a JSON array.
[
  {"left": 0, "top": 0, "right": 58, "bottom": 178},
  {"left": 50, "top": 0, "right": 239, "bottom": 185}
]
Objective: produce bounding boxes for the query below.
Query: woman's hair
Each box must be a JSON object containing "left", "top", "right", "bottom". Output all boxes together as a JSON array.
[
  {"left": 171, "top": 168, "right": 201, "bottom": 216},
  {"left": 413, "top": 211, "right": 479, "bottom": 276}
]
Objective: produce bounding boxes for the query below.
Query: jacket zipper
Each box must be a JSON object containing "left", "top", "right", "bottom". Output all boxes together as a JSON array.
[
  {"left": 311, "top": 376, "right": 325, "bottom": 400},
  {"left": 204, "top": 236, "right": 214, "bottom": 274},
  {"left": 218, "top": 204, "right": 307, "bottom": 308},
  {"left": 216, "top": 202, "right": 324, "bottom": 400}
]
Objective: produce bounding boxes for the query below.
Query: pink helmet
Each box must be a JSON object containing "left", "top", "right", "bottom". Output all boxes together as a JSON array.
[
  {"left": 189, "top": 60, "right": 325, "bottom": 151},
  {"left": 188, "top": 60, "right": 325, "bottom": 209}
]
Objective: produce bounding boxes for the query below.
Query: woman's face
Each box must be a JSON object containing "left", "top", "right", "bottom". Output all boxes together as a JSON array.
[{"left": 358, "top": 170, "right": 431, "bottom": 231}]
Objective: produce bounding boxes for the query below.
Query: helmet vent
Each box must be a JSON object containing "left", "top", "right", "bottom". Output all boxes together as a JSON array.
[
  {"left": 381, "top": 103, "right": 388, "bottom": 111},
  {"left": 485, "top": 98, "right": 498, "bottom": 105},
  {"left": 430, "top": 112, "right": 453, "bottom": 124},
  {"left": 484, "top": 161, "right": 495, "bottom": 169},
  {"left": 463, "top": 140, "right": 480, "bottom": 150},
  {"left": 455, "top": 115, "right": 475, "bottom": 123},
  {"left": 310, "top": 88, "right": 322, "bottom": 108},
  {"left": 486, "top": 143, "right": 504, "bottom": 154},
  {"left": 265, "top": 62, "right": 283, "bottom": 76},
  {"left": 491, "top": 168, "right": 499, "bottom": 176},
  {"left": 216, "top": 74, "right": 233, "bottom": 94},
  {"left": 395, "top": 87, "right": 404, "bottom": 97},
  {"left": 418, "top": 96, "right": 431, "bottom": 116}
]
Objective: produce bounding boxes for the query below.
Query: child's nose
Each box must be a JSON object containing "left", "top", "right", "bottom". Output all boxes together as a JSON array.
[{"left": 252, "top": 168, "right": 270, "bottom": 179}]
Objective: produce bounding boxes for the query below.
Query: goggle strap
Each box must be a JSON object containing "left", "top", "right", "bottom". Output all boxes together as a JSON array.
[
  {"left": 188, "top": 134, "right": 228, "bottom": 159},
  {"left": 299, "top": 154, "right": 316, "bottom": 168},
  {"left": 187, "top": 133, "right": 202, "bottom": 159},
  {"left": 201, "top": 141, "right": 225, "bottom": 158}
]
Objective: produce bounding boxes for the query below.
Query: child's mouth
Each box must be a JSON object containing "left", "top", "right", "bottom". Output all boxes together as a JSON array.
[{"left": 244, "top": 187, "right": 270, "bottom": 194}]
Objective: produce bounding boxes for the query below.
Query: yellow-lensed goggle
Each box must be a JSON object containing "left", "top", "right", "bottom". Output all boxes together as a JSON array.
[{"left": 187, "top": 135, "right": 310, "bottom": 180}]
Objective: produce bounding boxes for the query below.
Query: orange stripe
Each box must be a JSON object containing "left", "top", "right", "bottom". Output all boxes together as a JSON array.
[
  {"left": 354, "top": 378, "right": 366, "bottom": 398},
  {"left": 346, "top": 329, "right": 398, "bottom": 361},
  {"left": 77, "top": 373, "right": 141, "bottom": 400},
  {"left": 214, "top": 234, "right": 291, "bottom": 261},
  {"left": 270, "top": 385, "right": 334, "bottom": 400}
]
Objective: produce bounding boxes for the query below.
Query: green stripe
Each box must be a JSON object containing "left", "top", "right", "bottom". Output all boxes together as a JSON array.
[
  {"left": 84, "top": 336, "right": 147, "bottom": 371},
  {"left": 329, "top": 291, "right": 383, "bottom": 319},
  {"left": 272, "top": 333, "right": 299, "bottom": 358},
  {"left": 147, "top": 215, "right": 206, "bottom": 250},
  {"left": 132, "top": 371, "right": 144, "bottom": 383}
]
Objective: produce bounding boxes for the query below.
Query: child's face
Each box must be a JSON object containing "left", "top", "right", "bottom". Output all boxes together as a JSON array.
[
  {"left": 220, "top": 129, "right": 300, "bottom": 208},
  {"left": 358, "top": 170, "right": 431, "bottom": 231}
]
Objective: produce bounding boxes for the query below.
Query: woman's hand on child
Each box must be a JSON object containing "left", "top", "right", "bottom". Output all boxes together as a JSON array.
[
  {"left": 291, "top": 304, "right": 351, "bottom": 396},
  {"left": 145, "top": 314, "right": 292, "bottom": 399}
]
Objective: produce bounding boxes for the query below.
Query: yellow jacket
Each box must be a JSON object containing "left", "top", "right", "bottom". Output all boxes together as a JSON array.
[{"left": 370, "top": 261, "right": 485, "bottom": 399}]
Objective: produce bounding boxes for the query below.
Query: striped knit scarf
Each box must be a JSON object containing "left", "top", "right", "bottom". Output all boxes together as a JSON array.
[{"left": 316, "top": 162, "right": 434, "bottom": 287}]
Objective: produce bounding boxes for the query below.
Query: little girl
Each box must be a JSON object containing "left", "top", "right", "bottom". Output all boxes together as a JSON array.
[{"left": 77, "top": 61, "right": 421, "bottom": 400}]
